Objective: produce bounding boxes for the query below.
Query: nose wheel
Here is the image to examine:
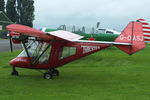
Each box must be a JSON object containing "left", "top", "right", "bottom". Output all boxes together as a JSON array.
[
  {"left": 11, "top": 66, "right": 19, "bottom": 76},
  {"left": 43, "top": 69, "right": 59, "bottom": 79}
]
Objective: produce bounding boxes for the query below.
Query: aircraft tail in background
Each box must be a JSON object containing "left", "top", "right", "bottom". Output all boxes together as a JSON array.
[{"left": 137, "top": 19, "right": 150, "bottom": 43}]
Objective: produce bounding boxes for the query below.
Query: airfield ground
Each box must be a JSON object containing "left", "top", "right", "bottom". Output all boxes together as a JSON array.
[
  {"left": 0, "top": 46, "right": 150, "bottom": 100},
  {"left": 0, "top": 40, "right": 22, "bottom": 52}
]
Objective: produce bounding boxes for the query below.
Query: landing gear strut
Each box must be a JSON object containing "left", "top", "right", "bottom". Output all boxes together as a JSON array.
[
  {"left": 11, "top": 66, "right": 19, "bottom": 76},
  {"left": 43, "top": 69, "right": 59, "bottom": 79}
]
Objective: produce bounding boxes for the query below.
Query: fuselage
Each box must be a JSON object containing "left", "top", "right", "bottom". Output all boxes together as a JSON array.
[{"left": 10, "top": 40, "right": 111, "bottom": 69}]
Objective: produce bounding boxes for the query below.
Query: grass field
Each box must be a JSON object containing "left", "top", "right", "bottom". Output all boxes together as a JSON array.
[
  {"left": 0, "top": 46, "right": 150, "bottom": 100},
  {"left": 0, "top": 38, "right": 4, "bottom": 40}
]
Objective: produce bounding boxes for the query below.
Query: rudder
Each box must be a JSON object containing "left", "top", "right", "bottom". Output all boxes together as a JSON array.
[{"left": 115, "top": 21, "right": 146, "bottom": 55}]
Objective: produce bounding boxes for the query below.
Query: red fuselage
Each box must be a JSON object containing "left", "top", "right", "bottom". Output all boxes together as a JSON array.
[{"left": 10, "top": 41, "right": 110, "bottom": 69}]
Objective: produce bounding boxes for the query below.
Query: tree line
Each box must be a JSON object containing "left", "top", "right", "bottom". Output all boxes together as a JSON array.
[{"left": 0, "top": 0, "right": 34, "bottom": 27}]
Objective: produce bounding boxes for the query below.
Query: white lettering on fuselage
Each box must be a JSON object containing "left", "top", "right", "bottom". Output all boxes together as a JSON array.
[
  {"left": 120, "top": 35, "right": 144, "bottom": 41},
  {"left": 15, "top": 58, "right": 27, "bottom": 62},
  {"left": 81, "top": 46, "right": 100, "bottom": 54}
]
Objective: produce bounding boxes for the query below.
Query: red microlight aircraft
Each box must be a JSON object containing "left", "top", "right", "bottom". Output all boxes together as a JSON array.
[{"left": 5, "top": 19, "right": 150, "bottom": 79}]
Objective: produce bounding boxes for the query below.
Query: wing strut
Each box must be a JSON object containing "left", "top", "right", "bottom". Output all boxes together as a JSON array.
[{"left": 22, "top": 40, "right": 30, "bottom": 58}]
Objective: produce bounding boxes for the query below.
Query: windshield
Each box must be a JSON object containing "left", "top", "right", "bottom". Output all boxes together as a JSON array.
[{"left": 18, "top": 41, "right": 51, "bottom": 63}]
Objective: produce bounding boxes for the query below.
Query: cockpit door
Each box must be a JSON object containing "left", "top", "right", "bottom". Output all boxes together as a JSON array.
[{"left": 18, "top": 41, "right": 51, "bottom": 64}]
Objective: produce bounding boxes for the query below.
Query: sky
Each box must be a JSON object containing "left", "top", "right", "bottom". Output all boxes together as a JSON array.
[{"left": 33, "top": 0, "right": 150, "bottom": 31}]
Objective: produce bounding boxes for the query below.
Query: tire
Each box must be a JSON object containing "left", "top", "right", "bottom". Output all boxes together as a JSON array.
[
  {"left": 52, "top": 69, "right": 59, "bottom": 76},
  {"left": 43, "top": 72, "right": 53, "bottom": 79},
  {"left": 11, "top": 71, "right": 19, "bottom": 76}
]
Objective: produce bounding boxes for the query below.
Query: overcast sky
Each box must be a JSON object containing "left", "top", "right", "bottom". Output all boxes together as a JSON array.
[{"left": 33, "top": 0, "right": 150, "bottom": 31}]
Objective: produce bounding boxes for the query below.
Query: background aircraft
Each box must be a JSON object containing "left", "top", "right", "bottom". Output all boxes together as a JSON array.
[
  {"left": 138, "top": 19, "right": 150, "bottom": 43},
  {"left": 40, "top": 19, "right": 150, "bottom": 43}
]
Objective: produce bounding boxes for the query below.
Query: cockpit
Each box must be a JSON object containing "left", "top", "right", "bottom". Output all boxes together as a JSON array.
[{"left": 18, "top": 41, "right": 51, "bottom": 64}]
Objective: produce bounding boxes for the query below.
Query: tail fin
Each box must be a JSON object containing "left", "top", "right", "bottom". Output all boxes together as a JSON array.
[
  {"left": 115, "top": 21, "right": 146, "bottom": 55},
  {"left": 137, "top": 19, "right": 150, "bottom": 43}
]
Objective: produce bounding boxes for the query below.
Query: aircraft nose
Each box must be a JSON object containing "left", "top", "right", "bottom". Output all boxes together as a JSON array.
[{"left": 9, "top": 57, "right": 31, "bottom": 68}]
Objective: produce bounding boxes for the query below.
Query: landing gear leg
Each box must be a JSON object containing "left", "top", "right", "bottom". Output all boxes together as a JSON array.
[
  {"left": 43, "top": 69, "right": 59, "bottom": 79},
  {"left": 11, "top": 66, "right": 19, "bottom": 76}
]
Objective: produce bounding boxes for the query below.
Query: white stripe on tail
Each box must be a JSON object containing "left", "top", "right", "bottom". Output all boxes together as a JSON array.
[{"left": 137, "top": 19, "right": 150, "bottom": 43}]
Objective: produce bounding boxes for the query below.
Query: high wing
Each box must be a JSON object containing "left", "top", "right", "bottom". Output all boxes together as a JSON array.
[
  {"left": 6, "top": 24, "right": 131, "bottom": 45},
  {"left": 7, "top": 24, "right": 53, "bottom": 40},
  {"left": 6, "top": 24, "right": 83, "bottom": 41}
]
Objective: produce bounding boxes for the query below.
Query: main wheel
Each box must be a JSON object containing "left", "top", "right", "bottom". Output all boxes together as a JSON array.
[
  {"left": 43, "top": 72, "right": 53, "bottom": 79},
  {"left": 52, "top": 69, "right": 59, "bottom": 76},
  {"left": 11, "top": 66, "right": 19, "bottom": 76},
  {"left": 11, "top": 71, "right": 19, "bottom": 76}
]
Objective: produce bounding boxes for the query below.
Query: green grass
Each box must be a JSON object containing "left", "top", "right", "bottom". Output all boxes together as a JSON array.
[
  {"left": 0, "top": 46, "right": 150, "bottom": 100},
  {"left": 0, "top": 38, "right": 4, "bottom": 40}
]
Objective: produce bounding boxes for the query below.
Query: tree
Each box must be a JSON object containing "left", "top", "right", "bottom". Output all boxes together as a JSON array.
[
  {"left": 17, "top": 0, "right": 34, "bottom": 27},
  {"left": 0, "top": 0, "right": 5, "bottom": 12},
  {"left": 6, "top": 0, "right": 18, "bottom": 22}
]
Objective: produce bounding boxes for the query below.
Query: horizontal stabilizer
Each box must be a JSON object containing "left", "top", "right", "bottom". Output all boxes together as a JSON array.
[{"left": 7, "top": 24, "right": 83, "bottom": 41}]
